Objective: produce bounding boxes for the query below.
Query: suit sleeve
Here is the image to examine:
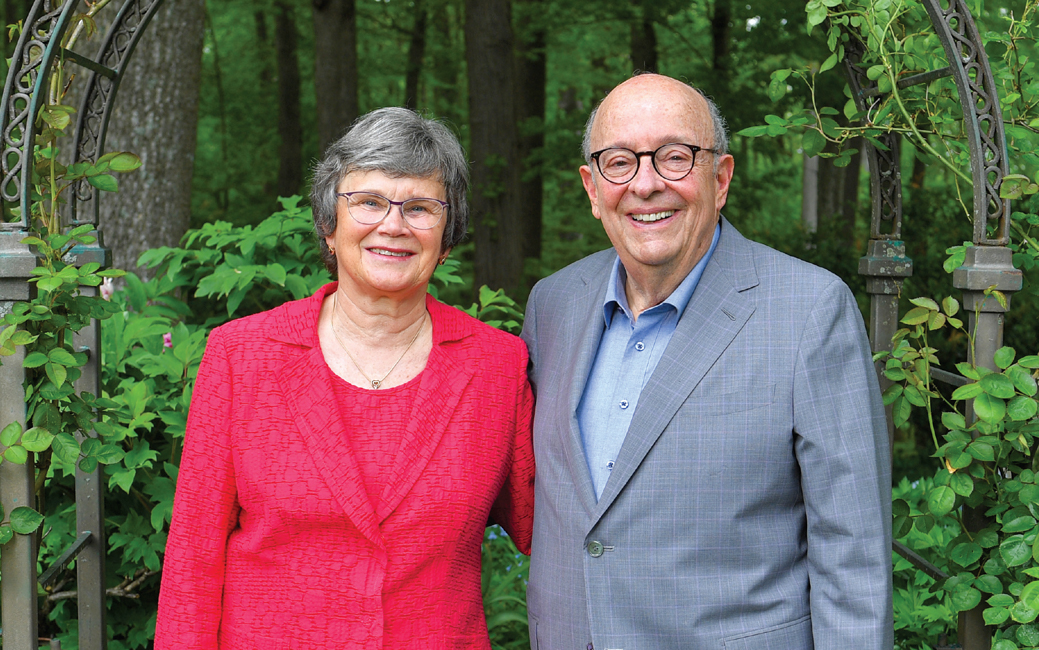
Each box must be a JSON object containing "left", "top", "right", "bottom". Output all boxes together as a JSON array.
[
  {"left": 156, "top": 327, "right": 240, "bottom": 649},
  {"left": 792, "top": 279, "right": 893, "bottom": 649},
  {"left": 489, "top": 339, "right": 536, "bottom": 555}
]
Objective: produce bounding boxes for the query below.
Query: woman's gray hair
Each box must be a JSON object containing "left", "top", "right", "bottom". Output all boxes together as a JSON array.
[
  {"left": 581, "top": 81, "right": 729, "bottom": 167},
  {"left": 310, "top": 107, "right": 469, "bottom": 275}
]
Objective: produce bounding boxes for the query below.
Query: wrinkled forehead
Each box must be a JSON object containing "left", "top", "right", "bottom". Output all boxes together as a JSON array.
[{"left": 592, "top": 80, "right": 710, "bottom": 151}]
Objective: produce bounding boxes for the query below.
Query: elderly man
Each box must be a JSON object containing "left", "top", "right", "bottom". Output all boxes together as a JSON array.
[{"left": 521, "top": 74, "right": 891, "bottom": 649}]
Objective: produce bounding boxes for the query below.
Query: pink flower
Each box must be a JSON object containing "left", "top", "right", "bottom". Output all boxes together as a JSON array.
[
  {"left": 100, "top": 277, "right": 114, "bottom": 301},
  {"left": 163, "top": 332, "right": 173, "bottom": 349}
]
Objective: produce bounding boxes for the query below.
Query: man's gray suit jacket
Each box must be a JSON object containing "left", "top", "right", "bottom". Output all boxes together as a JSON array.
[{"left": 521, "top": 219, "right": 892, "bottom": 650}]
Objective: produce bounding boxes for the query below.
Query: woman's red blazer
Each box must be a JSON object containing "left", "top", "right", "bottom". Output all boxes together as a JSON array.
[{"left": 156, "top": 284, "right": 535, "bottom": 649}]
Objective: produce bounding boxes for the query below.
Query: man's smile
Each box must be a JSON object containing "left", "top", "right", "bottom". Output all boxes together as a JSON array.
[{"left": 629, "top": 210, "right": 675, "bottom": 223}]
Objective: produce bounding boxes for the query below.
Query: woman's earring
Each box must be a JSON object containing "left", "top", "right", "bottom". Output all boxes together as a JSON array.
[
  {"left": 329, "top": 246, "right": 336, "bottom": 256},
  {"left": 438, "top": 257, "right": 446, "bottom": 266}
]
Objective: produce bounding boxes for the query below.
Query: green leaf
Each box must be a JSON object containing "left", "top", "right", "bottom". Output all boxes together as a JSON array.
[
  {"left": 1021, "top": 484, "right": 1039, "bottom": 505},
  {"left": 1009, "top": 396, "right": 1039, "bottom": 422},
  {"left": 1009, "top": 366, "right": 1038, "bottom": 396},
  {"left": 982, "top": 373, "right": 1018, "bottom": 399},
  {"left": 0, "top": 421, "right": 21, "bottom": 446},
  {"left": 967, "top": 441, "right": 995, "bottom": 462},
  {"left": 952, "top": 541, "right": 983, "bottom": 567},
  {"left": 951, "top": 472, "right": 974, "bottom": 497},
  {"left": 1013, "top": 600, "right": 1039, "bottom": 623},
  {"left": 1004, "top": 515, "right": 1037, "bottom": 533},
  {"left": 20, "top": 426, "right": 53, "bottom": 453},
  {"left": 51, "top": 432, "right": 81, "bottom": 464},
  {"left": 105, "top": 152, "right": 142, "bottom": 172},
  {"left": 22, "top": 351, "right": 49, "bottom": 368},
  {"left": 1004, "top": 535, "right": 1033, "bottom": 567},
  {"left": 943, "top": 296, "right": 960, "bottom": 316},
  {"left": 767, "top": 76, "right": 788, "bottom": 103},
  {"left": 953, "top": 382, "right": 983, "bottom": 400},
  {"left": 801, "top": 129, "right": 826, "bottom": 158},
  {"left": 943, "top": 411, "right": 968, "bottom": 430},
  {"left": 993, "top": 635, "right": 1019, "bottom": 649},
  {"left": 977, "top": 574, "right": 1003, "bottom": 594},
  {"left": 735, "top": 125, "right": 769, "bottom": 137},
  {"left": 93, "top": 444, "right": 125, "bottom": 464},
  {"left": 3, "top": 445, "right": 27, "bottom": 464},
  {"left": 952, "top": 586, "right": 982, "bottom": 612},
  {"left": 1018, "top": 624, "right": 1039, "bottom": 647},
  {"left": 0, "top": 524, "right": 11, "bottom": 545},
  {"left": 819, "top": 52, "right": 838, "bottom": 73},
  {"left": 87, "top": 174, "right": 118, "bottom": 192},
  {"left": 928, "top": 485, "right": 957, "bottom": 517},
  {"left": 48, "top": 347, "right": 79, "bottom": 367},
  {"left": 9, "top": 506, "right": 43, "bottom": 534},
  {"left": 901, "top": 306, "right": 930, "bottom": 325},
  {"left": 806, "top": 2, "right": 828, "bottom": 27},
  {"left": 996, "top": 347, "right": 1017, "bottom": 369},
  {"left": 975, "top": 393, "right": 1007, "bottom": 423},
  {"left": 264, "top": 263, "right": 287, "bottom": 286},
  {"left": 1020, "top": 356, "right": 1039, "bottom": 369},
  {"left": 986, "top": 606, "right": 1011, "bottom": 625}
]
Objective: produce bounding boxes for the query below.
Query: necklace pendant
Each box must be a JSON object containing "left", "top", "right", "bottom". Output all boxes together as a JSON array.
[{"left": 371, "top": 379, "right": 382, "bottom": 389}]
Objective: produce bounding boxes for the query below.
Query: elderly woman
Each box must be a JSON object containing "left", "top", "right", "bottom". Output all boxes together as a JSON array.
[{"left": 156, "top": 108, "right": 535, "bottom": 649}]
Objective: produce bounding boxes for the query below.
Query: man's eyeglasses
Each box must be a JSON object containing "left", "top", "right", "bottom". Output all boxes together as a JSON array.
[
  {"left": 589, "top": 143, "right": 720, "bottom": 185},
  {"left": 337, "top": 192, "right": 450, "bottom": 230}
]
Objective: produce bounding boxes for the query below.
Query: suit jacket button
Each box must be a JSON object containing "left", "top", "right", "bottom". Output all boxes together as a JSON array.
[{"left": 587, "top": 541, "right": 604, "bottom": 557}]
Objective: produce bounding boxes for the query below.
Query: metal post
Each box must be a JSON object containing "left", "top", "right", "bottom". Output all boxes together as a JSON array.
[
  {"left": 858, "top": 239, "right": 913, "bottom": 451},
  {"left": 0, "top": 231, "right": 39, "bottom": 650},
  {"left": 69, "top": 237, "right": 109, "bottom": 650},
  {"left": 953, "top": 245, "right": 1022, "bottom": 648}
]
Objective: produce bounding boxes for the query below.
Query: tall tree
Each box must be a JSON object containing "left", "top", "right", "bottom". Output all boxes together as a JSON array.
[
  {"left": 630, "top": 0, "right": 657, "bottom": 73},
  {"left": 99, "top": 0, "right": 205, "bottom": 275},
  {"left": 466, "top": 0, "right": 525, "bottom": 294},
  {"left": 514, "top": 0, "right": 546, "bottom": 260},
  {"left": 312, "top": 0, "right": 359, "bottom": 152},
  {"left": 275, "top": 0, "right": 303, "bottom": 198},
  {"left": 404, "top": 0, "right": 428, "bottom": 109}
]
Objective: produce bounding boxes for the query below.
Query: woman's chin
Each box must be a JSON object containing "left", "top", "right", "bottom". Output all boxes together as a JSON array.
[{"left": 343, "top": 271, "right": 429, "bottom": 298}]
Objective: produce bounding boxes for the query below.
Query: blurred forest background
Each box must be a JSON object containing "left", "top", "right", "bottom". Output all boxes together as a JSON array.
[{"left": 3, "top": 0, "right": 1037, "bottom": 537}]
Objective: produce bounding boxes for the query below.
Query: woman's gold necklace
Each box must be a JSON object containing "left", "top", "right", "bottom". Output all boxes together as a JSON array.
[{"left": 331, "top": 293, "right": 426, "bottom": 389}]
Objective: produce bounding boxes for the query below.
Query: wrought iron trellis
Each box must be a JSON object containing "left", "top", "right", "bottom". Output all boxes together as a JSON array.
[
  {"left": 0, "top": 1, "right": 164, "bottom": 649},
  {"left": 848, "top": 0, "right": 1021, "bottom": 648}
]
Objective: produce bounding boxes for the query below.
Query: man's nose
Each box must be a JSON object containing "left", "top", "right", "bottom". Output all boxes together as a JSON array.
[{"left": 628, "top": 155, "right": 666, "bottom": 197}]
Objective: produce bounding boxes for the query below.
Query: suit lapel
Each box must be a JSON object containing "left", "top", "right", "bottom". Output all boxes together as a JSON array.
[
  {"left": 562, "top": 256, "right": 613, "bottom": 516},
  {"left": 592, "top": 220, "right": 759, "bottom": 521},
  {"left": 375, "top": 317, "right": 475, "bottom": 521},
  {"left": 281, "top": 346, "right": 385, "bottom": 550}
]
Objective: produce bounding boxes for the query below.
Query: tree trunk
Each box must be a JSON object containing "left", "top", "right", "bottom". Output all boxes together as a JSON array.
[
  {"left": 465, "top": 0, "right": 524, "bottom": 295},
  {"left": 404, "top": 0, "right": 428, "bottom": 109},
  {"left": 514, "top": 0, "right": 545, "bottom": 260},
  {"left": 430, "top": 0, "right": 463, "bottom": 125},
  {"left": 630, "top": 0, "right": 657, "bottom": 73},
  {"left": 802, "top": 153, "right": 819, "bottom": 234},
  {"left": 275, "top": 0, "right": 303, "bottom": 198},
  {"left": 99, "top": 0, "right": 205, "bottom": 276},
  {"left": 312, "top": 0, "right": 359, "bottom": 153},
  {"left": 710, "top": 0, "right": 732, "bottom": 106},
  {"left": 817, "top": 138, "right": 862, "bottom": 249}
]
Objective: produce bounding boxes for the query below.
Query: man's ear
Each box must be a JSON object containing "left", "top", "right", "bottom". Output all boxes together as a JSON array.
[
  {"left": 714, "top": 154, "right": 735, "bottom": 212},
  {"left": 579, "top": 164, "right": 602, "bottom": 221}
]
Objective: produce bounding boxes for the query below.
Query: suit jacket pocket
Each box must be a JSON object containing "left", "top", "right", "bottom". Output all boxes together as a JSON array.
[
  {"left": 685, "top": 383, "right": 776, "bottom": 416},
  {"left": 527, "top": 611, "right": 539, "bottom": 650},
  {"left": 721, "top": 614, "right": 812, "bottom": 650}
]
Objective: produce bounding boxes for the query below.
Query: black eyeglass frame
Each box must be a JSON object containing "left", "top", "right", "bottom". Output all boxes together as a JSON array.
[
  {"left": 336, "top": 191, "right": 451, "bottom": 230},
  {"left": 589, "top": 143, "right": 721, "bottom": 185}
]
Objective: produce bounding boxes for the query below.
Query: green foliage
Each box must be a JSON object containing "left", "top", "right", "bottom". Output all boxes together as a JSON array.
[{"left": 893, "top": 476, "right": 957, "bottom": 649}]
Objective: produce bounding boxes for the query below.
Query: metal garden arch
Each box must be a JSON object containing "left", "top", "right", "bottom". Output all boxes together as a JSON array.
[
  {"left": 849, "top": 0, "right": 1020, "bottom": 647},
  {"left": 0, "top": 0, "right": 164, "bottom": 648},
  {"left": 0, "top": 0, "right": 1021, "bottom": 648}
]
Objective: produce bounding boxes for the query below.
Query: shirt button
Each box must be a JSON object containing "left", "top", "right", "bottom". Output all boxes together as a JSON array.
[
  {"left": 635, "top": 341, "right": 645, "bottom": 351},
  {"left": 619, "top": 400, "right": 629, "bottom": 409},
  {"left": 588, "top": 541, "right": 604, "bottom": 557}
]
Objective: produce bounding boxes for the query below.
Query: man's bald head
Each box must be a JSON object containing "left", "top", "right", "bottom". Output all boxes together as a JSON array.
[{"left": 581, "top": 74, "right": 728, "bottom": 164}]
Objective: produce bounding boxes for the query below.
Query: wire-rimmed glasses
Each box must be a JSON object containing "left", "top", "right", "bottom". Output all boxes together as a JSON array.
[
  {"left": 337, "top": 191, "right": 449, "bottom": 230},
  {"left": 589, "top": 143, "right": 720, "bottom": 185}
]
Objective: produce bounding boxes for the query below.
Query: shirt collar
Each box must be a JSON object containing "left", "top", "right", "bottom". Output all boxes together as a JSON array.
[{"left": 602, "top": 221, "right": 722, "bottom": 327}]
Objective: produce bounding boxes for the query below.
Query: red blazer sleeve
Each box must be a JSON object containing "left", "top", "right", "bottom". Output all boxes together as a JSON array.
[
  {"left": 156, "top": 327, "right": 240, "bottom": 649},
  {"left": 488, "top": 341, "right": 536, "bottom": 555}
]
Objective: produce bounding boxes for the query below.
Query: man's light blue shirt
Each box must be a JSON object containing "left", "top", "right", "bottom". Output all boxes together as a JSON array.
[{"left": 577, "top": 223, "right": 721, "bottom": 500}]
